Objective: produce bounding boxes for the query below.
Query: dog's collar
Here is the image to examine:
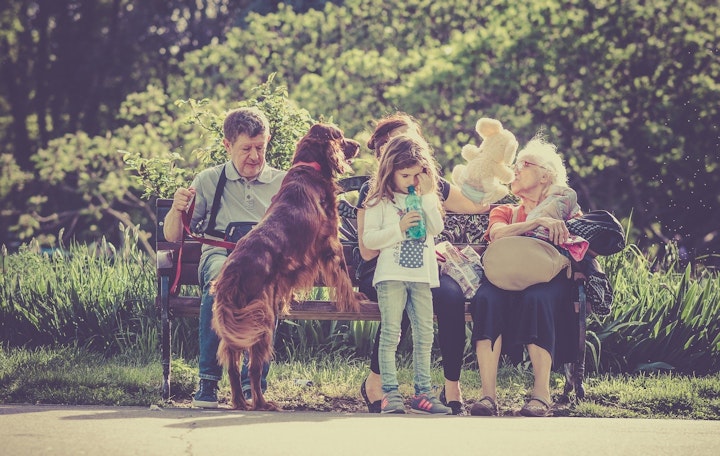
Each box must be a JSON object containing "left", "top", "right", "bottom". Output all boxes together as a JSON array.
[{"left": 293, "top": 161, "right": 322, "bottom": 172}]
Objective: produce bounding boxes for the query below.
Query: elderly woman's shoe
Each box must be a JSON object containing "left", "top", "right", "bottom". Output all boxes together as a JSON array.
[
  {"left": 520, "top": 396, "right": 552, "bottom": 417},
  {"left": 469, "top": 396, "right": 498, "bottom": 416}
]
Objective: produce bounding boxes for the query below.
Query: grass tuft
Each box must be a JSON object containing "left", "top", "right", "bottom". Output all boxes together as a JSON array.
[
  {"left": 4, "top": 346, "right": 718, "bottom": 419},
  {"left": 0, "top": 346, "right": 161, "bottom": 406}
]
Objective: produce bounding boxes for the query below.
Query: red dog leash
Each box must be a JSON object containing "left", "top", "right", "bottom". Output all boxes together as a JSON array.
[{"left": 170, "top": 197, "right": 237, "bottom": 295}]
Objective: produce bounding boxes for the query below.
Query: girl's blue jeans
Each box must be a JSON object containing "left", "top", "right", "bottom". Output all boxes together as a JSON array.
[{"left": 376, "top": 280, "right": 435, "bottom": 396}]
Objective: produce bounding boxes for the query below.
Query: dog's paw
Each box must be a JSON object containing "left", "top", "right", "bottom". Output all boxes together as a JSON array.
[
  {"left": 230, "top": 400, "right": 251, "bottom": 411},
  {"left": 253, "top": 400, "right": 281, "bottom": 412}
]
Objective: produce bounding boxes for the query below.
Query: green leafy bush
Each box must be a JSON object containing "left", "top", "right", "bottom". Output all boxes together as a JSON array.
[{"left": 587, "top": 245, "right": 720, "bottom": 374}]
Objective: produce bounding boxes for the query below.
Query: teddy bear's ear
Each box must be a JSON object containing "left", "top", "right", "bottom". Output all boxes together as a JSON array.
[{"left": 477, "top": 118, "right": 502, "bottom": 139}]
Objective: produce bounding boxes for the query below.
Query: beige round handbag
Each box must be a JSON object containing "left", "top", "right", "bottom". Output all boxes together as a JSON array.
[{"left": 481, "top": 235, "right": 571, "bottom": 291}]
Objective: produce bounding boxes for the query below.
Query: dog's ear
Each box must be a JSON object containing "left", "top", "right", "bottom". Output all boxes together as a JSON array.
[
  {"left": 327, "top": 138, "right": 357, "bottom": 176},
  {"left": 293, "top": 125, "right": 323, "bottom": 164}
]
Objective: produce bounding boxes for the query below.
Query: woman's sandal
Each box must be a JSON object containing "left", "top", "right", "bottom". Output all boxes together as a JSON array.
[
  {"left": 439, "top": 386, "right": 464, "bottom": 415},
  {"left": 360, "top": 378, "right": 382, "bottom": 414},
  {"left": 469, "top": 396, "right": 499, "bottom": 416},
  {"left": 520, "top": 396, "right": 553, "bottom": 417}
]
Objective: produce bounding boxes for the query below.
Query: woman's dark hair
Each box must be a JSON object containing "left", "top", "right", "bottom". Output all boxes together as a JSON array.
[{"left": 367, "top": 112, "right": 422, "bottom": 157}]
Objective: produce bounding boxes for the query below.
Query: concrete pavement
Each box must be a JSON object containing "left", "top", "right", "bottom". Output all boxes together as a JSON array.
[{"left": 2, "top": 404, "right": 719, "bottom": 456}]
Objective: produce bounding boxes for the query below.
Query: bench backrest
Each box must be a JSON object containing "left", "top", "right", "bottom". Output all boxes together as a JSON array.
[{"left": 155, "top": 176, "right": 492, "bottom": 290}]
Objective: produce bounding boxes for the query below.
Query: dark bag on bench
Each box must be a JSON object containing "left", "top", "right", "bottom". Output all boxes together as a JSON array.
[
  {"left": 566, "top": 210, "right": 625, "bottom": 256},
  {"left": 224, "top": 222, "right": 256, "bottom": 244}
]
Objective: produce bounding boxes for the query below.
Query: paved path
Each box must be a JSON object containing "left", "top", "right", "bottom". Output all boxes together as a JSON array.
[{"left": 2, "top": 404, "right": 719, "bottom": 456}]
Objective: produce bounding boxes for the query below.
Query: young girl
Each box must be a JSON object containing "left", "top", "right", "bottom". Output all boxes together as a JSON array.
[{"left": 362, "top": 134, "right": 450, "bottom": 415}]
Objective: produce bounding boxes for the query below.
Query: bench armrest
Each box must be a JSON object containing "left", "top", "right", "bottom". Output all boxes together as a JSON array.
[{"left": 157, "top": 249, "right": 175, "bottom": 276}]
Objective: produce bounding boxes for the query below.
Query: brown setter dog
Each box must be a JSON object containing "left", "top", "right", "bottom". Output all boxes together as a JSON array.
[{"left": 211, "top": 123, "right": 364, "bottom": 411}]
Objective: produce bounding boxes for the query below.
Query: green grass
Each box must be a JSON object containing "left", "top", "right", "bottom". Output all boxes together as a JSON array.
[
  {"left": 1, "top": 346, "right": 719, "bottom": 419},
  {"left": 0, "top": 347, "right": 162, "bottom": 406},
  {"left": 569, "top": 374, "right": 720, "bottom": 419}
]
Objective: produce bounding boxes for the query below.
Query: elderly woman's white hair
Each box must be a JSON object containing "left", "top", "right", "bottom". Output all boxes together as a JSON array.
[{"left": 516, "top": 134, "right": 568, "bottom": 186}]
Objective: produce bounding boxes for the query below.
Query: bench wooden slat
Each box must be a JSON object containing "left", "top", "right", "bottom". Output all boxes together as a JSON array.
[
  {"left": 283, "top": 300, "right": 382, "bottom": 321},
  {"left": 164, "top": 298, "right": 475, "bottom": 322},
  {"left": 284, "top": 301, "right": 475, "bottom": 322}
]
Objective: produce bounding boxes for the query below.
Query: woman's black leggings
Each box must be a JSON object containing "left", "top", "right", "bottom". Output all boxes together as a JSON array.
[{"left": 360, "top": 274, "right": 467, "bottom": 381}]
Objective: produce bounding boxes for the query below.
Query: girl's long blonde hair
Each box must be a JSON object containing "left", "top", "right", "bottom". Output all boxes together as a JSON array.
[{"left": 365, "top": 134, "right": 441, "bottom": 208}]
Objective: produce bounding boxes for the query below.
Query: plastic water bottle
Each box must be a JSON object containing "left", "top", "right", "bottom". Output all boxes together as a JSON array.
[{"left": 405, "top": 185, "right": 426, "bottom": 240}]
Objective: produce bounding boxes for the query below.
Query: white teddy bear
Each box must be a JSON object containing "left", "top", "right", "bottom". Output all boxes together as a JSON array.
[{"left": 452, "top": 117, "right": 518, "bottom": 204}]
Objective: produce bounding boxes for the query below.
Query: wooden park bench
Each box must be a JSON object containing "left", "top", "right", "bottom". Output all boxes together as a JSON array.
[{"left": 155, "top": 176, "right": 588, "bottom": 401}]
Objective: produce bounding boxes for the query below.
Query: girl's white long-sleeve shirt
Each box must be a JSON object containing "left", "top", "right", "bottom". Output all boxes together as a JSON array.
[{"left": 363, "top": 192, "right": 444, "bottom": 288}]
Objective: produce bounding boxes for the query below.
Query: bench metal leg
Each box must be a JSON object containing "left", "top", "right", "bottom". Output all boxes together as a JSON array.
[
  {"left": 564, "top": 283, "right": 587, "bottom": 400},
  {"left": 159, "top": 275, "right": 172, "bottom": 401}
]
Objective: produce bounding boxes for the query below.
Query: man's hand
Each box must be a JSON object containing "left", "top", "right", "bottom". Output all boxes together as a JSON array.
[
  {"left": 164, "top": 187, "right": 195, "bottom": 242},
  {"left": 172, "top": 187, "right": 195, "bottom": 213}
]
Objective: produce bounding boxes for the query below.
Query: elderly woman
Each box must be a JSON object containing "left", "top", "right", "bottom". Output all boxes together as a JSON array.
[{"left": 470, "top": 135, "right": 579, "bottom": 417}]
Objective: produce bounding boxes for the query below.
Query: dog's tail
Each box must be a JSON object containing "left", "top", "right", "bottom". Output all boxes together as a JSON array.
[{"left": 212, "top": 294, "right": 275, "bottom": 367}]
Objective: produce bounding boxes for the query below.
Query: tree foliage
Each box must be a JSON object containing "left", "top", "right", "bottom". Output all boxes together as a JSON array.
[
  {"left": 0, "top": 0, "right": 258, "bottom": 162},
  {"left": 0, "top": 0, "right": 718, "bottom": 262}
]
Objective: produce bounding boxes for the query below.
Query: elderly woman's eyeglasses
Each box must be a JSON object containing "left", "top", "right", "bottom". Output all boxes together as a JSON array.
[{"left": 513, "top": 160, "right": 546, "bottom": 172}]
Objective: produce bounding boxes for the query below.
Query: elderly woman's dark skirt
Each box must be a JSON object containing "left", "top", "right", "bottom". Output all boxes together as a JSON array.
[{"left": 470, "top": 273, "right": 578, "bottom": 367}]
